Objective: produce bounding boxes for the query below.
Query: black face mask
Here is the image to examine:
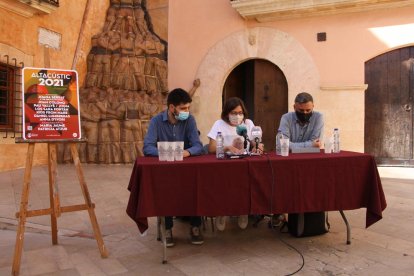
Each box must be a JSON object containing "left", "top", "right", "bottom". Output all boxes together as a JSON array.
[{"left": 295, "top": 111, "right": 313, "bottom": 123}]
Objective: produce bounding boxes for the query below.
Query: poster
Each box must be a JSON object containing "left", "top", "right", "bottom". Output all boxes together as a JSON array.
[{"left": 22, "top": 67, "right": 81, "bottom": 140}]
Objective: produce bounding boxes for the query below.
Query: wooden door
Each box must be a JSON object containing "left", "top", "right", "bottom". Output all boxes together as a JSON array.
[
  {"left": 223, "top": 59, "right": 288, "bottom": 152},
  {"left": 253, "top": 60, "right": 288, "bottom": 151},
  {"left": 365, "top": 47, "right": 414, "bottom": 166}
]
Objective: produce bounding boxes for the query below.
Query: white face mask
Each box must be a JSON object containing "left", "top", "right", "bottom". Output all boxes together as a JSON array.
[{"left": 229, "top": 114, "right": 244, "bottom": 126}]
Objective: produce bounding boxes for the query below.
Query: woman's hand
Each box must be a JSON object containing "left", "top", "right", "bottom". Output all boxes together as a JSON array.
[{"left": 225, "top": 145, "right": 244, "bottom": 154}]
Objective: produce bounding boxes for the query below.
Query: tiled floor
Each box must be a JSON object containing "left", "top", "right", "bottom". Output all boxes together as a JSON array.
[{"left": 1, "top": 164, "right": 414, "bottom": 275}]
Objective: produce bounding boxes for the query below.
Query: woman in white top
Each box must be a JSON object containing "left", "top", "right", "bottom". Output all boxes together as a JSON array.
[
  {"left": 207, "top": 97, "right": 259, "bottom": 154},
  {"left": 207, "top": 97, "right": 262, "bottom": 231}
]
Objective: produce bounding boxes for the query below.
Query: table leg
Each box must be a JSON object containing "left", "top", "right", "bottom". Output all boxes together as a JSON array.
[
  {"left": 339, "top": 210, "right": 351, "bottom": 244},
  {"left": 160, "top": 217, "right": 167, "bottom": 264},
  {"left": 156, "top": 217, "right": 161, "bottom": 241}
]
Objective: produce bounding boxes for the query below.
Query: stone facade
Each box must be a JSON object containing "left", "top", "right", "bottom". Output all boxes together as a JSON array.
[
  {"left": 3, "top": 0, "right": 414, "bottom": 170},
  {"left": 0, "top": 0, "right": 169, "bottom": 170}
]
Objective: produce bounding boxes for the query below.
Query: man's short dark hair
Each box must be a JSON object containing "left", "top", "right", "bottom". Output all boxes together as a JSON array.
[
  {"left": 167, "top": 88, "right": 192, "bottom": 106},
  {"left": 294, "top": 92, "right": 313, "bottom": 104}
]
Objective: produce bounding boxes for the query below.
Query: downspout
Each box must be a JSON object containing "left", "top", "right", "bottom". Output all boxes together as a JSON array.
[{"left": 72, "top": 0, "right": 92, "bottom": 70}]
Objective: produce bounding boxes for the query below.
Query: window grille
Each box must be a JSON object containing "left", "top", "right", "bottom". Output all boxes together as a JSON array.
[{"left": 0, "top": 56, "right": 23, "bottom": 139}]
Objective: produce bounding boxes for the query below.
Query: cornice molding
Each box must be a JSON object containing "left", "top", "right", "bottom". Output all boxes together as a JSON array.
[
  {"left": 0, "top": 0, "right": 57, "bottom": 18},
  {"left": 320, "top": 84, "right": 368, "bottom": 91},
  {"left": 230, "top": 0, "right": 414, "bottom": 22}
]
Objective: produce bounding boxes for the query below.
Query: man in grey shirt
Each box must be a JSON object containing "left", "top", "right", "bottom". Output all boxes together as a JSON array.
[{"left": 279, "top": 92, "right": 324, "bottom": 149}]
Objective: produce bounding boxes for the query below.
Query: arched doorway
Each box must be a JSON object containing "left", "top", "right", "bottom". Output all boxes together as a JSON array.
[
  {"left": 223, "top": 59, "right": 288, "bottom": 151},
  {"left": 192, "top": 27, "right": 320, "bottom": 145},
  {"left": 365, "top": 46, "right": 414, "bottom": 166}
]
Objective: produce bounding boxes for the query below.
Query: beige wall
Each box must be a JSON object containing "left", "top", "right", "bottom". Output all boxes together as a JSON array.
[
  {"left": 168, "top": 0, "right": 414, "bottom": 151},
  {"left": 0, "top": 0, "right": 104, "bottom": 73}
]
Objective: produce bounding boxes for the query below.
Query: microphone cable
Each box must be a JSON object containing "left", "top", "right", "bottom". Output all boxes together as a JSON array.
[{"left": 264, "top": 152, "right": 305, "bottom": 276}]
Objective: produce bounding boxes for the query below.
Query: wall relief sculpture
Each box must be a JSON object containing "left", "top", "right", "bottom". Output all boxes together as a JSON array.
[{"left": 58, "top": 0, "right": 198, "bottom": 164}]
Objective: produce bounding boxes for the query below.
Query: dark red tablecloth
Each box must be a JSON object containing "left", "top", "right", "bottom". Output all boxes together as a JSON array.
[{"left": 126, "top": 151, "right": 387, "bottom": 233}]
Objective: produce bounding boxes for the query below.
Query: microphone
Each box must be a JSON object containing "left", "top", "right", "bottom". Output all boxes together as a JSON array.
[
  {"left": 236, "top": 124, "right": 249, "bottom": 140},
  {"left": 251, "top": 126, "right": 262, "bottom": 150},
  {"left": 236, "top": 124, "right": 250, "bottom": 150}
]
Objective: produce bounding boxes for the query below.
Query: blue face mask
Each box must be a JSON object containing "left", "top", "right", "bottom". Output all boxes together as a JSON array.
[{"left": 174, "top": 111, "right": 189, "bottom": 121}]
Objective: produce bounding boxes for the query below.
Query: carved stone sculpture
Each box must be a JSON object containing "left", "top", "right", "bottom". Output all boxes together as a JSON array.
[{"left": 64, "top": 0, "right": 200, "bottom": 164}]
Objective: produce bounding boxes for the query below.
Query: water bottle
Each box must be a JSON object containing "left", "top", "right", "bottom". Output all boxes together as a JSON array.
[
  {"left": 275, "top": 129, "right": 283, "bottom": 155},
  {"left": 333, "top": 128, "right": 340, "bottom": 153},
  {"left": 216, "top": 131, "right": 225, "bottom": 159}
]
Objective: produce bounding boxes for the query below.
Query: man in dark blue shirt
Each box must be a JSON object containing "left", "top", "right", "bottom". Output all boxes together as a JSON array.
[
  {"left": 143, "top": 89, "right": 203, "bottom": 157},
  {"left": 143, "top": 88, "right": 204, "bottom": 247}
]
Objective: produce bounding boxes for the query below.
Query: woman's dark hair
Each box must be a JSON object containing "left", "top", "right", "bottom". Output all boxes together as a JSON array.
[
  {"left": 221, "top": 97, "right": 248, "bottom": 123},
  {"left": 167, "top": 88, "right": 192, "bottom": 106}
]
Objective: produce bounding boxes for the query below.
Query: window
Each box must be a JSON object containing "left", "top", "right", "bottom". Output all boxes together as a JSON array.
[
  {"left": 0, "top": 64, "right": 15, "bottom": 131},
  {"left": 42, "top": 0, "right": 59, "bottom": 6}
]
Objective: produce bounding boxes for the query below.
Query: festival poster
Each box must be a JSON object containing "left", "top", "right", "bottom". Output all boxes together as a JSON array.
[{"left": 22, "top": 67, "right": 81, "bottom": 140}]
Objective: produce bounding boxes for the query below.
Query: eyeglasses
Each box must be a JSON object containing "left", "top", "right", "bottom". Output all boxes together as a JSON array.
[{"left": 230, "top": 111, "right": 244, "bottom": 116}]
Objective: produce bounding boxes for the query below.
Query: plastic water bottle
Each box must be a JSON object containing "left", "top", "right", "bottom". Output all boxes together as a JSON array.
[
  {"left": 275, "top": 129, "right": 283, "bottom": 155},
  {"left": 333, "top": 128, "right": 340, "bottom": 153},
  {"left": 216, "top": 132, "right": 225, "bottom": 159}
]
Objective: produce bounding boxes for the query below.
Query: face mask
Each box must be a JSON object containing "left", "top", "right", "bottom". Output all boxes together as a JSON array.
[
  {"left": 174, "top": 110, "right": 189, "bottom": 121},
  {"left": 229, "top": 114, "right": 244, "bottom": 125},
  {"left": 295, "top": 111, "right": 313, "bottom": 123}
]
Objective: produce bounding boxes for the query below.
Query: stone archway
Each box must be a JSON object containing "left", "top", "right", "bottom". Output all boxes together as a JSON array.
[{"left": 192, "top": 27, "right": 320, "bottom": 144}]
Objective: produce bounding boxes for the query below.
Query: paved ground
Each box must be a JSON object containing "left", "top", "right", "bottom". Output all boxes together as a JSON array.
[{"left": 0, "top": 164, "right": 414, "bottom": 275}]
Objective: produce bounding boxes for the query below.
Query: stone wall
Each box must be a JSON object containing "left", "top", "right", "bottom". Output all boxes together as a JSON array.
[
  {"left": 60, "top": 0, "right": 169, "bottom": 164},
  {"left": 0, "top": 0, "right": 170, "bottom": 170}
]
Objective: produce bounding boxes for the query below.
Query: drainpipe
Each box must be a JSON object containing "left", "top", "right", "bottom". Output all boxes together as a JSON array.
[{"left": 72, "top": 0, "right": 92, "bottom": 70}]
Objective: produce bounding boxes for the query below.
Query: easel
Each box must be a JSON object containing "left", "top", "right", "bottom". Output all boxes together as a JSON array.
[{"left": 11, "top": 138, "right": 108, "bottom": 275}]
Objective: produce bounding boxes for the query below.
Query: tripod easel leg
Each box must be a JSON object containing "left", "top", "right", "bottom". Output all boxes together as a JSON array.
[
  {"left": 70, "top": 143, "right": 108, "bottom": 258},
  {"left": 48, "top": 143, "right": 60, "bottom": 245},
  {"left": 12, "top": 141, "right": 108, "bottom": 275},
  {"left": 12, "top": 143, "right": 35, "bottom": 276}
]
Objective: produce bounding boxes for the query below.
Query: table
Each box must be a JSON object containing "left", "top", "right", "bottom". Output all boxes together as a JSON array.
[{"left": 126, "top": 151, "right": 387, "bottom": 234}]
